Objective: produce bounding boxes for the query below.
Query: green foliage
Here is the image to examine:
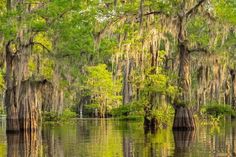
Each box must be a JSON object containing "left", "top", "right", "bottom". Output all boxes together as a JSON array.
[
  {"left": 152, "top": 106, "right": 175, "bottom": 128},
  {"left": 43, "top": 112, "right": 60, "bottom": 122},
  {"left": 61, "top": 109, "right": 77, "bottom": 121},
  {"left": 42, "top": 109, "right": 77, "bottom": 122},
  {"left": 213, "top": 0, "right": 236, "bottom": 24},
  {"left": 86, "top": 103, "right": 100, "bottom": 110},
  {"left": 1, "top": 0, "right": 236, "bottom": 124},
  {"left": 111, "top": 100, "right": 144, "bottom": 117},
  {"left": 142, "top": 70, "right": 178, "bottom": 98},
  {"left": 111, "top": 105, "right": 132, "bottom": 117},
  {"left": 201, "top": 102, "right": 236, "bottom": 117},
  {"left": 187, "top": 16, "right": 210, "bottom": 47},
  {"left": 85, "top": 64, "right": 122, "bottom": 117}
]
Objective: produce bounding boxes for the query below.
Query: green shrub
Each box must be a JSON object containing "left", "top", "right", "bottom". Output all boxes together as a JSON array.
[
  {"left": 111, "top": 101, "right": 143, "bottom": 117},
  {"left": 42, "top": 109, "right": 77, "bottom": 122},
  {"left": 111, "top": 105, "right": 132, "bottom": 117},
  {"left": 60, "top": 109, "right": 77, "bottom": 121},
  {"left": 42, "top": 112, "right": 61, "bottom": 122},
  {"left": 201, "top": 103, "right": 236, "bottom": 117},
  {"left": 152, "top": 105, "right": 175, "bottom": 128}
]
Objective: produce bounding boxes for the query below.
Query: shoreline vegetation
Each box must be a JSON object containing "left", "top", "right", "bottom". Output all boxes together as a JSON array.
[{"left": 39, "top": 102, "right": 236, "bottom": 128}]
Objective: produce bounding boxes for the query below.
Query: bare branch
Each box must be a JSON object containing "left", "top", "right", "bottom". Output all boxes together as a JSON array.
[
  {"left": 185, "top": 0, "right": 207, "bottom": 18},
  {"left": 188, "top": 47, "right": 209, "bottom": 54},
  {"left": 143, "top": 11, "right": 166, "bottom": 16},
  {"left": 95, "top": 15, "right": 127, "bottom": 44}
]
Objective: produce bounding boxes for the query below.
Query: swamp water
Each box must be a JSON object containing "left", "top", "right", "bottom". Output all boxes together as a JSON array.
[{"left": 0, "top": 118, "right": 236, "bottom": 157}]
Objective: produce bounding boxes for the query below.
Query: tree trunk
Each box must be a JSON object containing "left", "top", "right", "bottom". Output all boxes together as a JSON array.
[
  {"left": 178, "top": 41, "right": 191, "bottom": 103},
  {"left": 4, "top": 1, "right": 47, "bottom": 132},
  {"left": 144, "top": 44, "right": 159, "bottom": 132},
  {"left": 5, "top": 40, "right": 39, "bottom": 132},
  {"left": 173, "top": 15, "right": 195, "bottom": 130},
  {"left": 172, "top": 106, "right": 195, "bottom": 130},
  {"left": 230, "top": 69, "right": 236, "bottom": 109},
  {"left": 123, "top": 58, "right": 132, "bottom": 105}
]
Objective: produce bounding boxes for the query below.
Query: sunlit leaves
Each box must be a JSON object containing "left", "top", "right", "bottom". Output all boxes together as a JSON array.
[
  {"left": 212, "top": 0, "right": 236, "bottom": 24},
  {"left": 34, "top": 33, "right": 52, "bottom": 53},
  {"left": 42, "top": 58, "right": 54, "bottom": 80},
  {"left": 85, "top": 64, "right": 122, "bottom": 114}
]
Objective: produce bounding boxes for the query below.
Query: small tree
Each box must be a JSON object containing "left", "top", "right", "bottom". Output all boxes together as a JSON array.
[{"left": 85, "top": 64, "right": 122, "bottom": 117}]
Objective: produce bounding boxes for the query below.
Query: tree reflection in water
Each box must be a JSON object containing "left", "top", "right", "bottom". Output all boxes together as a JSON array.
[
  {"left": 4, "top": 120, "right": 236, "bottom": 157},
  {"left": 7, "top": 131, "right": 40, "bottom": 157},
  {"left": 173, "top": 131, "right": 195, "bottom": 157}
]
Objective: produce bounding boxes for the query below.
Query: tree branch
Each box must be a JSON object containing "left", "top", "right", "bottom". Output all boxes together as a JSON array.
[
  {"left": 47, "top": 7, "right": 73, "bottom": 26},
  {"left": 95, "top": 15, "right": 127, "bottom": 44},
  {"left": 31, "top": 42, "right": 51, "bottom": 53},
  {"left": 143, "top": 11, "right": 167, "bottom": 16},
  {"left": 188, "top": 47, "right": 209, "bottom": 54},
  {"left": 185, "top": 0, "right": 206, "bottom": 18}
]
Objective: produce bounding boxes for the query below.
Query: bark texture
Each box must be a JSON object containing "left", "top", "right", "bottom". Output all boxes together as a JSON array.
[
  {"left": 173, "top": 106, "right": 195, "bottom": 130},
  {"left": 123, "top": 58, "right": 133, "bottom": 105},
  {"left": 173, "top": 14, "right": 195, "bottom": 130},
  {"left": 41, "top": 82, "right": 64, "bottom": 113}
]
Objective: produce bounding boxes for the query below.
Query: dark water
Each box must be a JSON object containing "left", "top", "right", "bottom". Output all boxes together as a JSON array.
[{"left": 0, "top": 118, "right": 236, "bottom": 157}]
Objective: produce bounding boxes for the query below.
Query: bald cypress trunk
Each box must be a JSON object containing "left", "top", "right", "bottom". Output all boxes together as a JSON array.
[
  {"left": 5, "top": 41, "right": 36, "bottom": 132},
  {"left": 5, "top": 0, "right": 41, "bottom": 132},
  {"left": 173, "top": 15, "right": 195, "bottom": 130}
]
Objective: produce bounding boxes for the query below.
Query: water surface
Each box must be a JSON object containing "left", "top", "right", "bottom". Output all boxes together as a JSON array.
[{"left": 0, "top": 118, "right": 236, "bottom": 157}]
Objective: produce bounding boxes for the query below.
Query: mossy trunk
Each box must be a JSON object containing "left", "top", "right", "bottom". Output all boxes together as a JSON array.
[
  {"left": 5, "top": 40, "right": 40, "bottom": 132},
  {"left": 5, "top": 79, "right": 44, "bottom": 132},
  {"left": 173, "top": 15, "right": 195, "bottom": 130},
  {"left": 143, "top": 43, "right": 160, "bottom": 132},
  {"left": 123, "top": 58, "right": 133, "bottom": 105},
  {"left": 173, "top": 48, "right": 195, "bottom": 130},
  {"left": 41, "top": 82, "right": 64, "bottom": 114},
  {"left": 5, "top": 0, "right": 42, "bottom": 132}
]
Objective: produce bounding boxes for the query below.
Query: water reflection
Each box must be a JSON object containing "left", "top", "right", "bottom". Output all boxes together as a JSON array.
[
  {"left": 173, "top": 131, "right": 195, "bottom": 157},
  {"left": 7, "top": 131, "right": 40, "bottom": 157},
  {"left": 2, "top": 119, "right": 236, "bottom": 156}
]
